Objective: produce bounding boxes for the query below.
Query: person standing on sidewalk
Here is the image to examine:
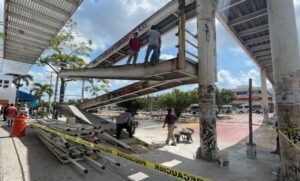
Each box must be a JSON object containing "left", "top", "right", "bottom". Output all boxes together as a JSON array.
[
  {"left": 163, "top": 108, "right": 177, "bottom": 146},
  {"left": 127, "top": 32, "right": 140, "bottom": 65},
  {"left": 144, "top": 25, "right": 161, "bottom": 64},
  {"left": 116, "top": 109, "right": 133, "bottom": 139},
  {"left": 6, "top": 104, "right": 17, "bottom": 126}
]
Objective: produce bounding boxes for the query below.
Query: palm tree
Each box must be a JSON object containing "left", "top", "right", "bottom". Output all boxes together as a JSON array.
[
  {"left": 6, "top": 73, "right": 33, "bottom": 104},
  {"left": 30, "top": 83, "right": 53, "bottom": 106}
]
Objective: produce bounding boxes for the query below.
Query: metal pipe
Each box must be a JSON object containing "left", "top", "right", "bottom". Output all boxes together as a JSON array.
[
  {"left": 249, "top": 79, "right": 253, "bottom": 144},
  {"left": 83, "top": 155, "right": 105, "bottom": 170},
  {"left": 66, "top": 157, "right": 88, "bottom": 174}
]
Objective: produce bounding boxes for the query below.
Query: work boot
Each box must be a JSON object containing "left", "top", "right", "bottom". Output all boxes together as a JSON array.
[
  {"left": 171, "top": 142, "right": 177, "bottom": 146},
  {"left": 165, "top": 140, "right": 169, "bottom": 145}
]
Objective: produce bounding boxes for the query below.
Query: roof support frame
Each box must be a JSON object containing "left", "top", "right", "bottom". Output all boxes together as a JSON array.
[
  {"left": 31, "top": 0, "right": 70, "bottom": 17},
  {"left": 229, "top": 8, "right": 268, "bottom": 26},
  {"left": 250, "top": 44, "right": 271, "bottom": 52},
  {"left": 8, "top": 1, "right": 65, "bottom": 25},
  {"left": 238, "top": 24, "right": 269, "bottom": 37},
  {"left": 8, "top": 12, "right": 58, "bottom": 32},
  {"left": 244, "top": 35, "right": 270, "bottom": 46}
]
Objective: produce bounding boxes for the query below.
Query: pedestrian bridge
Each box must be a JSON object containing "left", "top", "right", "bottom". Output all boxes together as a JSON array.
[
  {"left": 59, "top": 58, "right": 197, "bottom": 81},
  {"left": 58, "top": 0, "right": 274, "bottom": 110}
]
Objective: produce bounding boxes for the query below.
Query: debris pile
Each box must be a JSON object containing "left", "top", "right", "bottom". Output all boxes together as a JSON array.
[{"left": 32, "top": 119, "right": 122, "bottom": 173}]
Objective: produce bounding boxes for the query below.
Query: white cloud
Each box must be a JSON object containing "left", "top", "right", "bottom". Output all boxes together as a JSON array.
[
  {"left": 217, "top": 69, "right": 260, "bottom": 88},
  {"left": 245, "top": 60, "right": 256, "bottom": 67},
  {"left": 160, "top": 54, "right": 175, "bottom": 60}
]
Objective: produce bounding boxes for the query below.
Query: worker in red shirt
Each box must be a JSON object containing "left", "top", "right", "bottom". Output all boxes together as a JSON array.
[
  {"left": 6, "top": 104, "right": 17, "bottom": 126},
  {"left": 127, "top": 32, "right": 140, "bottom": 65}
]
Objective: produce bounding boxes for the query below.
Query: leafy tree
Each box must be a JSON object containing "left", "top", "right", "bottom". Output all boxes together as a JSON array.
[
  {"left": 157, "top": 89, "right": 198, "bottom": 117},
  {"left": 6, "top": 73, "right": 33, "bottom": 103},
  {"left": 216, "top": 89, "right": 235, "bottom": 106},
  {"left": 38, "top": 19, "right": 92, "bottom": 103},
  {"left": 84, "top": 79, "right": 110, "bottom": 97},
  {"left": 117, "top": 99, "right": 146, "bottom": 112},
  {"left": 30, "top": 83, "right": 53, "bottom": 106}
]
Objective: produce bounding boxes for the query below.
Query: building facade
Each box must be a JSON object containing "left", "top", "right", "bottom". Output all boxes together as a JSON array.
[{"left": 230, "top": 85, "right": 273, "bottom": 111}]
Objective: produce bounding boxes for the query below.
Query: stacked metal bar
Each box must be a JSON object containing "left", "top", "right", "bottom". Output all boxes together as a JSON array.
[{"left": 32, "top": 119, "right": 121, "bottom": 174}]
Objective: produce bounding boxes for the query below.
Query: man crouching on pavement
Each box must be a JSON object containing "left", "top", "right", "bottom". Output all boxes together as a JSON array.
[{"left": 116, "top": 109, "right": 133, "bottom": 140}]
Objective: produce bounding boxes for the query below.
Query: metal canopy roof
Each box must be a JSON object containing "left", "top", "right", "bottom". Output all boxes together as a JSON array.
[
  {"left": 217, "top": 0, "right": 273, "bottom": 82},
  {"left": 2, "top": 0, "right": 84, "bottom": 65}
]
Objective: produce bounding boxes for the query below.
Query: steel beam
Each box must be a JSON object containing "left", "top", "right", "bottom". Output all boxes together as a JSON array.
[
  {"left": 6, "top": 27, "right": 50, "bottom": 42},
  {"left": 4, "top": 56, "right": 35, "bottom": 64},
  {"left": 5, "top": 50, "right": 37, "bottom": 59},
  {"left": 229, "top": 8, "right": 268, "bottom": 26},
  {"left": 6, "top": 43, "right": 44, "bottom": 52},
  {"left": 6, "top": 38, "right": 47, "bottom": 50},
  {"left": 244, "top": 35, "right": 270, "bottom": 46},
  {"left": 218, "top": 0, "right": 246, "bottom": 11},
  {"left": 5, "top": 47, "right": 40, "bottom": 55},
  {"left": 7, "top": 32, "right": 49, "bottom": 47},
  {"left": 8, "top": 21, "right": 54, "bottom": 38},
  {"left": 256, "top": 56, "right": 271, "bottom": 62},
  {"left": 254, "top": 50, "right": 271, "bottom": 57},
  {"left": 5, "top": 54, "right": 36, "bottom": 62},
  {"left": 31, "top": 0, "right": 70, "bottom": 17},
  {"left": 250, "top": 44, "right": 271, "bottom": 52},
  {"left": 8, "top": 12, "right": 58, "bottom": 32},
  {"left": 8, "top": 1, "right": 64, "bottom": 26},
  {"left": 238, "top": 24, "right": 269, "bottom": 37}
]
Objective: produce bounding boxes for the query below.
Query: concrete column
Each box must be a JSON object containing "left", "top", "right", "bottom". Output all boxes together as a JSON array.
[
  {"left": 178, "top": 0, "right": 186, "bottom": 70},
  {"left": 272, "top": 85, "right": 277, "bottom": 116},
  {"left": 260, "top": 68, "right": 269, "bottom": 123},
  {"left": 196, "top": 0, "right": 218, "bottom": 161},
  {"left": 267, "top": 0, "right": 300, "bottom": 179}
]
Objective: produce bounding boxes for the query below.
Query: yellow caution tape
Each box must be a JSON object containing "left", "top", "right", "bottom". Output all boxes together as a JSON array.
[
  {"left": 31, "top": 123, "right": 212, "bottom": 181},
  {"left": 278, "top": 130, "right": 300, "bottom": 152}
]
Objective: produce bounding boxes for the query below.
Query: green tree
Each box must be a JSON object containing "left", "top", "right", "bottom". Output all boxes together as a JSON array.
[
  {"left": 216, "top": 89, "right": 235, "bottom": 106},
  {"left": 6, "top": 73, "right": 33, "bottom": 103},
  {"left": 157, "top": 89, "right": 197, "bottom": 116},
  {"left": 38, "top": 19, "right": 92, "bottom": 103},
  {"left": 30, "top": 83, "right": 53, "bottom": 106},
  {"left": 84, "top": 79, "right": 110, "bottom": 97},
  {"left": 117, "top": 99, "right": 146, "bottom": 112}
]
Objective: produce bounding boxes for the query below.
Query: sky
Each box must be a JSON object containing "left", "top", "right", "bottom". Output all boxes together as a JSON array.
[{"left": 1, "top": 0, "right": 300, "bottom": 101}]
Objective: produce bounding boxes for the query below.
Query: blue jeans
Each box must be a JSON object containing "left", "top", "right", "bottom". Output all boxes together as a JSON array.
[{"left": 144, "top": 44, "right": 159, "bottom": 63}]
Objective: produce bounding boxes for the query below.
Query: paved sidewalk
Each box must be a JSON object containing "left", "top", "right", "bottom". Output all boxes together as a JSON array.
[{"left": 0, "top": 114, "right": 280, "bottom": 181}]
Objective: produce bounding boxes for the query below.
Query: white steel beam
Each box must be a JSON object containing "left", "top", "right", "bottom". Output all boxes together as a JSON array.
[
  {"left": 8, "top": 12, "right": 58, "bottom": 32},
  {"left": 8, "top": 1, "right": 64, "bottom": 25},
  {"left": 9, "top": 21, "right": 54, "bottom": 38},
  {"left": 31, "top": 0, "right": 70, "bottom": 17},
  {"left": 6, "top": 33, "right": 49, "bottom": 47},
  {"left": 244, "top": 35, "right": 270, "bottom": 46},
  {"left": 257, "top": 55, "right": 271, "bottom": 62},
  {"left": 6, "top": 27, "right": 50, "bottom": 42},
  {"left": 250, "top": 44, "right": 271, "bottom": 52},
  {"left": 229, "top": 8, "right": 268, "bottom": 26},
  {"left": 238, "top": 24, "right": 269, "bottom": 37},
  {"left": 6, "top": 38, "right": 47, "bottom": 50},
  {"left": 5, "top": 50, "right": 37, "bottom": 59},
  {"left": 254, "top": 50, "right": 271, "bottom": 57},
  {"left": 5, "top": 43, "right": 43, "bottom": 53}
]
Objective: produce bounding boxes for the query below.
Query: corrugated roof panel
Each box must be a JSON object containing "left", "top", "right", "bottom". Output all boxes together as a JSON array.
[{"left": 3, "top": 0, "right": 84, "bottom": 69}]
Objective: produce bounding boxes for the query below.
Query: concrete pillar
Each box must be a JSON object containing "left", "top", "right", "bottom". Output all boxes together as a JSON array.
[
  {"left": 260, "top": 68, "right": 269, "bottom": 122},
  {"left": 196, "top": 0, "right": 218, "bottom": 161},
  {"left": 267, "top": 0, "right": 300, "bottom": 179},
  {"left": 272, "top": 85, "right": 277, "bottom": 116},
  {"left": 178, "top": 0, "right": 186, "bottom": 70}
]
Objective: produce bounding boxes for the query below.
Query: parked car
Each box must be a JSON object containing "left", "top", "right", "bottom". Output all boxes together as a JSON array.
[{"left": 236, "top": 104, "right": 262, "bottom": 114}]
